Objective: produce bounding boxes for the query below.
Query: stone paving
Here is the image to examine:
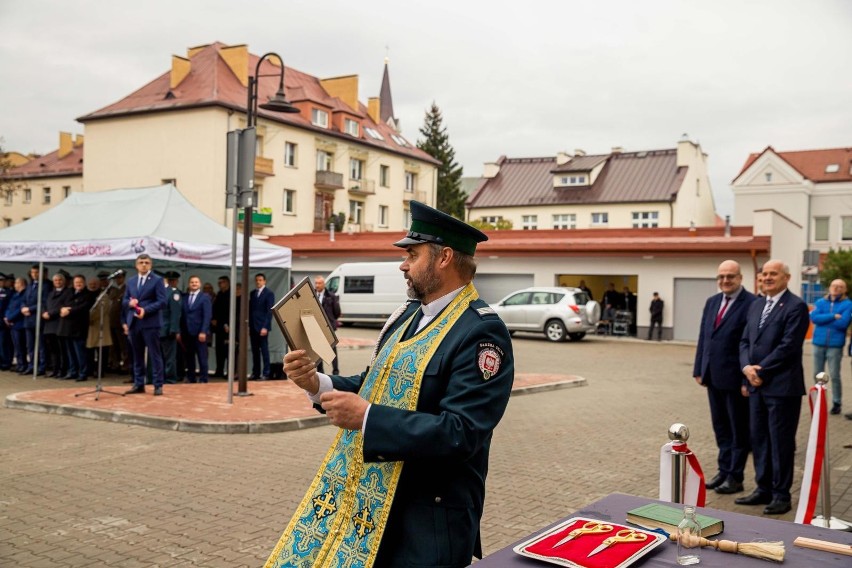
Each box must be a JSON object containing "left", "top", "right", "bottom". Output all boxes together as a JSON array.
[{"left": 1, "top": 328, "right": 850, "bottom": 566}]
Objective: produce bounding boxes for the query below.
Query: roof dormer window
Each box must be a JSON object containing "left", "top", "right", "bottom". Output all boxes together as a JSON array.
[
  {"left": 556, "top": 174, "right": 588, "bottom": 187},
  {"left": 344, "top": 118, "right": 359, "bottom": 137},
  {"left": 311, "top": 108, "right": 329, "bottom": 128},
  {"left": 825, "top": 163, "right": 840, "bottom": 173},
  {"left": 364, "top": 127, "right": 384, "bottom": 141}
]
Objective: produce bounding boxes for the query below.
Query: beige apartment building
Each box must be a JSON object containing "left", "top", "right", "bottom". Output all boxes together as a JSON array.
[
  {"left": 4, "top": 42, "right": 438, "bottom": 234},
  {"left": 1, "top": 132, "right": 84, "bottom": 227},
  {"left": 466, "top": 137, "right": 717, "bottom": 230}
]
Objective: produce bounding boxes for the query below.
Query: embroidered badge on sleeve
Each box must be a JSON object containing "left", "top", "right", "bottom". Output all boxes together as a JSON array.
[{"left": 477, "top": 342, "right": 504, "bottom": 380}]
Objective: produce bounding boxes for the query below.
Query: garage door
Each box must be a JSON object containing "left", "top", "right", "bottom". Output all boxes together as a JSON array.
[
  {"left": 474, "top": 273, "right": 535, "bottom": 304},
  {"left": 673, "top": 278, "right": 719, "bottom": 341}
]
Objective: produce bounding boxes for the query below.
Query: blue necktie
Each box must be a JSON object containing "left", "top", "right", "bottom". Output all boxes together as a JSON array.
[{"left": 759, "top": 299, "right": 774, "bottom": 329}]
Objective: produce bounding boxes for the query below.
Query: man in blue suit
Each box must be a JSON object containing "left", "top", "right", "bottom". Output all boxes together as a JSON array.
[
  {"left": 21, "top": 264, "right": 51, "bottom": 375},
  {"left": 693, "top": 260, "right": 755, "bottom": 495},
  {"left": 179, "top": 275, "right": 212, "bottom": 383},
  {"left": 122, "top": 254, "right": 167, "bottom": 395},
  {"left": 737, "top": 259, "right": 810, "bottom": 515},
  {"left": 249, "top": 273, "right": 274, "bottom": 380}
]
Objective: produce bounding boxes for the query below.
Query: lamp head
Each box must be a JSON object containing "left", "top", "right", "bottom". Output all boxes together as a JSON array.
[{"left": 259, "top": 88, "right": 299, "bottom": 114}]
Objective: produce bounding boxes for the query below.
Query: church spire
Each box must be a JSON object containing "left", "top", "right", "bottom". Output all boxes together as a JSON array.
[{"left": 379, "top": 57, "right": 398, "bottom": 130}]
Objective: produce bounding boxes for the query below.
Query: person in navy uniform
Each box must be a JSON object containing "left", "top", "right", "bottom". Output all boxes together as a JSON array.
[
  {"left": 123, "top": 254, "right": 168, "bottom": 395},
  {"left": 314, "top": 275, "right": 341, "bottom": 375},
  {"left": 693, "top": 260, "right": 755, "bottom": 495},
  {"left": 5, "top": 277, "right": 28, "bottom": 372},
  {"left": 179, "top": 275, "right": 213, "bottom": 383},
  {"left": 249, "top": 273, "right": 274, "bottom": 380},
  {"left": 21, "top": 265, "right": 51, "bottom": 375},
  {"left": 279, "top": 201, "right": 514, "bottom": 567},
  {"left": 157, "top": 271, "right": 183, "bottom": 384},
  {"left": 737, "top": 259, "right": 810, "bottom": 515},
  {"left": 0, "top": 274, "right": 11, "bottom": 370}
]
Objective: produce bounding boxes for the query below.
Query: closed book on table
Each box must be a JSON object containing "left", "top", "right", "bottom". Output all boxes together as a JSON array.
[{"left": 626, "top": 503, "right": 723, "bottom": 538}]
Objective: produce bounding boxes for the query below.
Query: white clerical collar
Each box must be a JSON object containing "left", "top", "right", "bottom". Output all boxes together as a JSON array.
[{"left": 420, "top": 286, "right": 465, "bottom": 318}]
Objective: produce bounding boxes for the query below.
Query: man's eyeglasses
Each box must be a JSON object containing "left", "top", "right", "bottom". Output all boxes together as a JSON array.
[{"left": 716, "top": 274, "right": 739, "bottom": 281}]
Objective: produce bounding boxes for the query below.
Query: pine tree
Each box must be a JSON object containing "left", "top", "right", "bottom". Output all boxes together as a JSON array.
[
  {"left": 820, "top": 248, "right": 852, "bottom": 288},
  {"left": 417, "top": 103, "right": 465, "bottom": 219}
]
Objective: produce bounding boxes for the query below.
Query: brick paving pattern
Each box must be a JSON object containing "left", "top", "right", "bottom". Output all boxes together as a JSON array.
[{"left": 1, "top": 329, "right": 850, "bottom": 566}]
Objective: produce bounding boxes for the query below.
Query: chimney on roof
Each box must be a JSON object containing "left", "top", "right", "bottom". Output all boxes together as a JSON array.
[
  {"left": 187, "top": 43, "right": 210, "bottom": 58},
  {"left": 574, "top": 149, "right": 586, "bottom": 157},
  {"left": 367, "top": 97, "right": 381, "bottom": 123},
  {"left": 58, "top": 132, "right": 73, "bottom": 159},
  {"left": 74, "top": 134, "right": 84, "bottom": 147},
  {"left": 219, "top": 44, "right": 249, "bottom": 87},
  {"left": 170, "top": 55, "right": 191, "bottom": 89},
  {"left": 320, "top": 75, "right": 360, "bottom": 113},
  {"left": 677, "top": 136, "right": 698, "bottom": 167},
  {"left": 556, "top": 151, "right": 571, "bottom": 165},
  {"left": 483, "top": 162, "right": 501, "bottom": 179},
  {"left": 611, "top": 146, "right": 623, "bottom": 154}
]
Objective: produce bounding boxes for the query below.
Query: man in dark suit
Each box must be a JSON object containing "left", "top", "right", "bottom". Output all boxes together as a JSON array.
[
  {"left": 249, "top": 273, "right": 274, "bottom": 380},
  {"left": 736, "top": 259, "right": 810, "bottom": 515},
  {"left": 123, "top": 254, "right": 168, "bottom": 395},
  {"left": 211, "top": 276, "right": 230, "bottom": 377},
  {"left": 693, "top": 260, "right": 755, "bottom": 495},
  {"left": 155, "top": 272, "right": 182, "bottom": 384},
  {"left": 21, "top": 265, "right": 51, "bottom": 375},
  {"left": 59, "top": 275, "right": 95, "bottom": 382},
  {"left": 275, "top": 201, "right": 514, "bottom": 567},
  {"left": 179, "top": 275, "right": 212, "bottom": 383},
  {"left": 314, "top": 275, "right": 341, "bottom": 375},
  {"left": 647, "top": 292, "right": 664, "bottom": 340},
  {"left": 43, "top": 273, "right": 72, "bottom": 378}
]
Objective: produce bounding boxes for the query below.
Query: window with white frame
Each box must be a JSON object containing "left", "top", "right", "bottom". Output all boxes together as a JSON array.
[
  {"left": 252, "top": 184, "right": 262, "bottom": 210},
  {"left": 403, "top": 208, "right": 411, "bottom": 229},
  {"left": 3, "top": 192, "right": 12, "bottom": 206},
  {"left": 559, "top": 175, "right": 587, "bottom": 186},
  {"left": 379, "top": 165, "right": 390, "bottom": 187},
  {"left": 378, "top": 205, "right": 389, "bottom": 227},
  {"left": 842, "top": 216, "right": 852, "bottom": 241},
  {"left": 814, "top": 217, "right": 829, "bottom": 241},
  {"left": 316, "top": 150, "right": 332, "bottom": 172},
  {"left": 344, "top": 119, "right": 359, "bottom": 137},
  {"left": 283, "top": 189, "right": 296, "bottom": 214},
  {"left": 553, "top": 214, "right": 576, "bottom": 229},
  {"left": 349, "top": 200, "right": 363, "bottom": 224},
  {"left": 349, "top": 158, "right": 364, "bottom": 181},
  {"left": 481, "top": 215, "right": 502, "bottom": 225},
  {"left": 43, "top": 187, "right": 51, "bottom": 205},
  {"left": 631, "top": 211, "right": 659, "bottom": 228},
  {"left": 591, "top": 212, "right": 608, "bottom": 226},
  {"left": 522, "top": 215, "right": 538, "bottom": 230},
  {"left": 23, "top": 188, "right": 31, "bottom": 204},
  {"left": 284, "top": 142, "right": 297, "bottom": 167},
  {"left": 311, "top": 108, "right": 329, "bottom": 128},
  {"left": 405, "top": 171, "right": 416, "bottom": 191}
]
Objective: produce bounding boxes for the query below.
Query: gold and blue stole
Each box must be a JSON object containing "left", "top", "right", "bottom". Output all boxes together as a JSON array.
[{"left": 264, "top": 283, "right": 478, "bottom": 568}]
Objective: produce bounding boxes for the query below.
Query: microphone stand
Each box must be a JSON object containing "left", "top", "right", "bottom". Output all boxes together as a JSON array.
[{"left": 76, "top": 280, "right": 124, "bottom": 400}]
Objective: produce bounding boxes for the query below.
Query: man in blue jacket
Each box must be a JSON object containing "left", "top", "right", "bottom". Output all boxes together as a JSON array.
[
  {"left": 180, "top": 275, "right": 212, "bottom": 383},
  {"left": 693, "top": 260, "right": 755, "bottom": 495},
  {"left": 737, "top": 259, "right": 810, "bottom": 515},
  {"left": 249, "top": 273, "right": 274, "bottom": 380},
  {"left": 123, "top": 254, "right": 167, "bottom": 395},
  {"left": 270, "top": 201, "right": 514, "bottom": 568},
  {"left": 810, "top": 279, "right": 851, "bottom": 415}
]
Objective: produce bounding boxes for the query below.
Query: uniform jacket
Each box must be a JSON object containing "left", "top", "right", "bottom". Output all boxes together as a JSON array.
[
  {"left": 694, "top": 289, "right": 755, "bottom": 390},
  {"left": 181, "top": 290, "right": 212, "bottom": 336},
  {"left": 161, "top": 286, "right": 182, "bottom": 338},
  {"left": 59, "top": 289, "right": 95, "bottom": 339},
  {"left": 5, "top": 290, "right": 25, "bottom": 328},
  {"left": 810, "top": 295, "right": 852, "bottom": 349},
  {"left": 122, "top": 272, "right": 167, "bottom": 330},
  {"left": 248, "top": 287, "right": 274, "bottom": 332},
  {"left": 739, "top": 289, "right": 810, "bottom": 397},
  {"left": 330, "top": 297, "right": 514, "bottom": 566},
  {"left": 0, "top": 287, "right": 9, "bottom": 322},
  {"left": 43, "top": 287, "right": 72, "bottom": 335},
  {"left": 319, "top": 289, "right": 341, "bottom": 327},
  {"left": 23, "top": 279, "right": 52, "bottom": 329}
]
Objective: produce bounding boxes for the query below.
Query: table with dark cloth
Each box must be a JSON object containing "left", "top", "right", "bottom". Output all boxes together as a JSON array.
[{"left": 478, "top": 493, "right": 852, "bottom": 567}]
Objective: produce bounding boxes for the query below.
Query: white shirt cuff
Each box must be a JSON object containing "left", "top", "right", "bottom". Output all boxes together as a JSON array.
[{"left": 308, "top": 373, "right": 334, "bottom": 403}]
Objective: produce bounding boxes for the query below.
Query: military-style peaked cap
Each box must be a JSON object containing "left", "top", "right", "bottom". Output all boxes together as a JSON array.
[{"left": 393, "top": 201, "right": 487, "bottom": 256}]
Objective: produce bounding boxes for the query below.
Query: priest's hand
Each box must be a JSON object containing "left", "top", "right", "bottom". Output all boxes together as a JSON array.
[
  {"left": 320, "top": 391, "right": 367, "bottom": 430},
  {"left": 284, "top": 350, "right": 319, "bottom": 395}
]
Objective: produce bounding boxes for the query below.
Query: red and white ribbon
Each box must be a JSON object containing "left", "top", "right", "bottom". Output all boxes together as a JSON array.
[
  {"left": 659, "top": 441, "right": 706, "bottom": 507},
  {"left": 795, "top": 383, "right": 828, "bottom": 524}
]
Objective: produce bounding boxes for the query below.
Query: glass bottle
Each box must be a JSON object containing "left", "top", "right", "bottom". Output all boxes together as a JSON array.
[{"left": 676, "top": 505, "right": 701, "bottom": 565}]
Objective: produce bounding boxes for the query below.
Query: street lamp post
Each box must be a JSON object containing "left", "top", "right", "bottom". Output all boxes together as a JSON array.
[{"left": 235, "top": 52, "right": 299, "bottom": 395}]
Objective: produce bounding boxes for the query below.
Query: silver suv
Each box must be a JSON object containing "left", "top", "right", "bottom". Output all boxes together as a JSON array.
[{"left": 491, "top": 287, "right": 601, "bottom": 342}]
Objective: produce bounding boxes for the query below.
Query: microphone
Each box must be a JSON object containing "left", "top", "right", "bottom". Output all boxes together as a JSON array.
[{"left": 106, "top": 269, "right": 125, "bottom": 280}]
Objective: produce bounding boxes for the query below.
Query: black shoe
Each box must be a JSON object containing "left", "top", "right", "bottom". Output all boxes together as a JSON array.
[
  {"left": 763, "top": 499, "right": 791, "bottom": 515},
  {"left": 715, "top": 479, "right": 744, "bottom": 494},
  {"left": 125, "top": 386, "right": 145, "bottom": 395},
  {"left": 735, "top": 490, "right": 772, "bottom": 506},
  {"left": 20, "top": 368, "right": 33, "bottom": 375},
  {"left": 830, "top": 403, "right": 841, "bottom": 415},
  {"left": 705, "top": 473, "right": 725, "bottom": 490},
  {"left": 259, "top": 375, "right": 269, "bottom": 381},
  {"left": 153, "top": 387, "right": 163, "bottom": 396},
  {"left": 75, "top": 377, "right": 88, "bottom": 382}
]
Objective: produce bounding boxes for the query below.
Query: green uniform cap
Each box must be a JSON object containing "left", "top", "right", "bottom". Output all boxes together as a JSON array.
[{"left": 393, "top": 201, "right": 487, "bottom": 256}]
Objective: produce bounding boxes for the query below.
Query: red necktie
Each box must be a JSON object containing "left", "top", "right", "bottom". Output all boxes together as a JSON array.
[{"left": 714, "top": 296, "right": 730, "bottom": 329}]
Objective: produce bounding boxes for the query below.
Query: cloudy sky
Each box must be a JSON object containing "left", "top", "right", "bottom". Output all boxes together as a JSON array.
[{"left": 1, "top": 0, "right": 849, "bottom": 219}]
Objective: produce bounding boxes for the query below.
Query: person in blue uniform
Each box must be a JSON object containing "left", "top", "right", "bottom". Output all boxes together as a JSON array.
[
  {"left": 270, "top": 201, "right": 515, "bottom": 568},
  {"left": 4, "top": 277, "right": 28, "bottom": 372},
  {"left": 21, "top": 265, "right": 51, "bottom": 376},
  {"left": 737, "top": 259, "right": 810, "bottom": 515},
  {"left": 0, "top": 274, "right": 11, "bottom": 370},
  {"left": 123, "top": 254, "right": 167, "bottom": 395},
  {"left": 249, "top": 273, "right": 274, "bottom": 380},
  {"left": 180, "top": 275, "right": 212, "bottom": 383}
]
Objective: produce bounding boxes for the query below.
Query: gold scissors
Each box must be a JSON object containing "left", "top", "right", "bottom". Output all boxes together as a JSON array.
[
  {"left": 587, "top": 529, "right": 648, "bottom": 557},
  {"left": 553, "top": 521, "right": 614, "bottom": 548}
]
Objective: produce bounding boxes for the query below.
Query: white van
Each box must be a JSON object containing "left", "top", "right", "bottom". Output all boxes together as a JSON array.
[{"left": 325, "top": 262, "right": 409, "bottom": 325}]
